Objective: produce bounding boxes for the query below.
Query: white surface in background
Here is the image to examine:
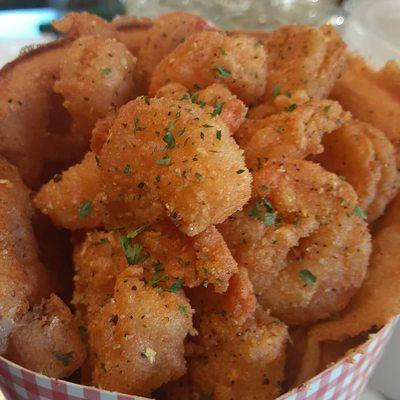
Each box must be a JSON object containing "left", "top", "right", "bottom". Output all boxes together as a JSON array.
[{"left": 0, "top": 2, "right": 399, "bottom": 399}]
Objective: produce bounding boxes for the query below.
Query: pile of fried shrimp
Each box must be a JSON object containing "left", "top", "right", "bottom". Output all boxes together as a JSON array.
[{"left": 1, "top": 10, "right": 400, "bottom": 400}]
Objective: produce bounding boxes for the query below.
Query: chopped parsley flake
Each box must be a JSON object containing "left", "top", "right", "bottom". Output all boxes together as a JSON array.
[
  {"left": 177, "top": 257, "right": 189, "bottom": 267},
  {"left": 216, "top": 130, "right": 222, "bottom": 141},
  {"left": 219, "top": 47, "right": 227, "bottom": 55},
  {"left": 276, "top": 125, "right": 284, "bottom": 133},
  {"left": 179, "top": 304, "right": 187, "bottom": 313},
  {"left": 144, "top": 96, "right": 150, "bottom": 105},
  {"left": 156, "top": 156, "right": 171, "bottom": 166},
  {"left": 133, "top": 117, "right": 145, "bottom": 133},
  {"left": 100, "top": 68, "right": 111, "bottom": 75},
  {"left": 168, "top": 277, "right": 184, "bottom": 293},
  {"left": 163, "top": 131, "right": 176, "bottom": 149},
  {"left": 354, "top": 205, "right": 367, "bottom": 220},
  {"left": 123, "top": 164, "right": 131, "bottom": 174},
  {"left": 248, "top": 198, "right": 277, "bottom": 226},
  {"left": 216, "top": 66, "right": 231, "bottom": 78},
  {"left": 126, "top": 225, "right": 146, "bottom": 239},
  {"left": 299, "top": 269, "right": 317, "bottom": 286},
  {"left": 284, "top": 103, "right": 298, "bottom": 112},
  {"left": 261, "top": 185, "right": 269, "bottom": 191},
  {"left": 236, "top": 169, "right": 245, "bottom": 174},
  {"left": 148, "top": 262, "right": 165, "bottom": 286},
  {"left": 177, "top": 127, "right": 186, "bottom": 136},
  {"left": 323, "top": 105, "right": 330, "bottom": 113},
  {"left": 211, "top": 103, "right": 224, "bottom": 117},
  {"left": 202, "top": 124, "right": 213, "bottom": 128},
  {"left": 255, "top": 40, "right": 262, "bottom": 47},
  {"left": 78, "top": 201, "right": 92, "bottom": 218},
  {"left": 53, "top": 351, "right": 74, "bottom": 366},
  {"left": 119, "top": 233, "right": 148, "bottom": 265},
  {"left": 202, "top": 279, "right": 209, "bottom": 288},
  {"left": 195, "top": 172, "right": 203, "bottom": 181},
  {"left": 272, "top": 83, "right": 280, "bottom": 98}
]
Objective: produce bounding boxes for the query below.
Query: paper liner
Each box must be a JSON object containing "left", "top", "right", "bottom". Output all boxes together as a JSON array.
[{"left": 0, "top": 320, "right": 396, "bottom": 400}]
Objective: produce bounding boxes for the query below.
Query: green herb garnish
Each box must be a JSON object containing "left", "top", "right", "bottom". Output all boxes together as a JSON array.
[
  {"left": 354, "top": 205, "right": 367, "bottom": 220},
  {"left": 53, "top": 351, "right": 74, "bottom": 366},
  {"left": 299, "top": 269, "right": 317, "bottom": 286},
  {"left": 78, "top": 201, "right": 92, "bottom": 218},
  {"left": 272, "top": 83, "right": 280, "bottom": 98},
  {"left": 216, "top": 66, "right": 231, "bottom": 78},
  {"left": 156, "top": 156, "right": 171, "bottom": 166},
  {"left": 168, "top": 277, "right": 184, "bottom": 293}
]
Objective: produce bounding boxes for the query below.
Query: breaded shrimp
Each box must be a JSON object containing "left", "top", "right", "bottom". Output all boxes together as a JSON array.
[
  {"left": 156, "top": 82, "right": 248, "bottom": 133},
  {"left": 34, "top": 152, "right": 104, "bottom": 230},
  {"left": 316, "top": 120, "right": 399, "bottom": 222},
  {"left": 262, "top": 24, "right": 346, "bottom": 103},
  {"left": 5, "top": 294, "right": 86, "bottom": 378},
  {"left": 52, "top": 11, "right": 118, "bottom": 39},
  {"left": 296, "top": 224, "right": 400, "bottom": 385},
  {"left": 330, "top": 55, "right": 400, "bottom": 166},
  {"left": 54, "top": 35, "right": 136, "bottom": 137},
  {"left": 149, "top": 31, "right": 267, "bottom": 104},
  {"left": 89, "top": 268, "right": 194, "bottom": 396},
  {"left": 73, "top": 225, "right": 237, "bottom": 322},
  {"left": 235, "top": 99, "right": 350, "bottom": 169},
  {"left": 100, "top": 97, "right": 251, "bottom": 236},
  {"left": 136, "top": 12, "right": 215, "bottom": 91},
  {"left": 187, "top": 309, "right": 288, "bottom": 400},
  {"left": 219, "top": 159, "right": 371, "bottom": 325},
  {"left": 0, "top": 157, "right": 51, "bottom": 351}
]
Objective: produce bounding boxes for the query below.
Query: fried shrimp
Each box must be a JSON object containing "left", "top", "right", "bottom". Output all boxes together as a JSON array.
[
  {"left": 0, "top": 157, "right": 52, "bottom": 350},
  {"left": 330, "top": 56, "right": 400, "bottom": 165},
  {"left": 34, "top": 152, "right": 104, "bottom": 230},
  {"left": 262, "top": 24, "right": 346, "bottom": 103},
  {"left": 187, "top": 309, "right": 288, "bottom": 400},
  {"left": 219, "top": 159, "right": 371, "bottom": 325},
  {"left": 235, "top": 99, "right": 349, "bottom": 169},
  {"left": 99, "top": 97, "right": 251, "bottom": 236},
  {"left": 149, "top": 31, "right": 267, "bottom": 104},
  {"left": 156, "top": 82, "right": 248, "bottom": 134},
  {"left": 136, "top": 12, "right": 214, "bottom": 91},
  {"left": 73, "top": 225, "right": 237, "bottom": 321},
  {"left": 316, "top": 120, "right": 399, "bottom": 222},
  {"left": 89, "top": 268, "right": 194, "bottom": 396},
  {"left": 5, "top": 294, "right": 86, "bottom": 378},
  {"left": 54, "top": 35, "right": 136, "bottom": 137},
  {"left": 296, "top": 224, "right": 400, "bottom": 384},
  {"left": 52, "top": 11, "right": 118, "bottom": 39}
]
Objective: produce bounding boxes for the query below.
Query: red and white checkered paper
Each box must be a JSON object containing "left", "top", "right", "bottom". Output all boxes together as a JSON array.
[{"left": 0, "top": 320, "right": 396, "bottom": 400}]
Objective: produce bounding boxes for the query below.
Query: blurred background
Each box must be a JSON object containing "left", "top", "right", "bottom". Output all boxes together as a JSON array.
[{"left": 0, "top": 1, "right": 398, "bottom": 399}]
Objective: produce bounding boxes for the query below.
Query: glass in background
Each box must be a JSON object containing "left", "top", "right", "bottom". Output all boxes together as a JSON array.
[{"left": 125, "top": 0, "right": 345, "bottom": 29}]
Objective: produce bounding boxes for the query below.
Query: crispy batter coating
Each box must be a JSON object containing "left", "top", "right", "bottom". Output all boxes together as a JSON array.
[
  {"left": 54, "top": 35, "right": 136, "bottom": 137},
  {"left": 262, "top": 24, "right": 346, "bottom": 103},
  {"left": 90, "top": 111, "right": 116, "bottom": 154},
  {"left": 89, "top": 268, "right": 193, "bottom": 396},
  {"left": 136, "top": 12, "right": 214, "bottom": 91},
  {"left": 0, "top": 157, "right": 52, "bottom": 351},
  {"left": 52, "top": 11, "right": 118, "bottom": 39},
  {"left": 219, "top": 159, "right": 371, "bottom": 325},
  {"left": 236, "top": 99, "right": 349, "bottom": 169},
  {"left": 34, "top": 152, "right": 104, "bottom": 230},
  {"left": 188, "top": 266, "right": 256, "bottom": 325},
  {"left": 156, "top": 82, "right": 248, "bottom": 133},
  {"left": 5, "top": 294, "right": 86, "bottom": 378},
  {"left": 149, "top": 31, "right": 267, "bottom": 104},
  {"left": 73, "top": 225, "right": 237, "bottom": 322},
  {"left": 330, "top": 56, "right": 400, "bottom": 165},
  {"left": 296, "top": 224, "right": 400, "bottom": 384},
  {"left": 316, "top": 120, "right": 399, "bottom": 222},
  {"left": 187, "top": 309, "right": 288, "bottom": 400},
  {"left": 99, "top": 97, "right": 251, "bottom": 235}
]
